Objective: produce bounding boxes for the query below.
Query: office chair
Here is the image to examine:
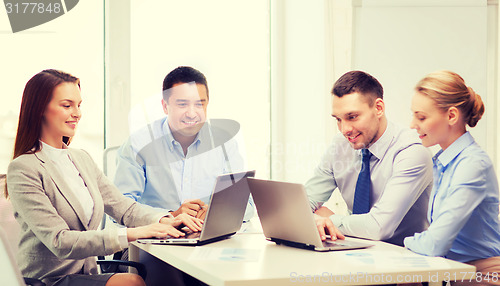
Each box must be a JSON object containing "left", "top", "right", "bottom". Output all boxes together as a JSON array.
[
  {"left": 100, "top": 146, "right": 120, "bottom": 230},
  {"left": 0, "top": 227, "right": 44, "bottom": 286},
  {"left": 0, "top": 225, "right": 145, "bottom": 285},
  {"left": 1, "top": 174, "right": 45, "bottom": 286},
  {"left": 98, "top": 146, "right": 146, "bottom": 277}
]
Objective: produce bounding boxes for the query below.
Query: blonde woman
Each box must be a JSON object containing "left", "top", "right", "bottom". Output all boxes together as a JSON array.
[{"left": 405, "top": 70, "right": 500, "bottom": 285}]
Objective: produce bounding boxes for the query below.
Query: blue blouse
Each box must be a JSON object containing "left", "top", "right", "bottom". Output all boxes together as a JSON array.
[{"left": 404, "top": 132, "right": 500, "bottom": 262}]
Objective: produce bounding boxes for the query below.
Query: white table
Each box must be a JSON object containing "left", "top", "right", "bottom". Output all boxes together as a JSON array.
[{"left": 130, "top": 220, "right": 476, "bottom": 285}]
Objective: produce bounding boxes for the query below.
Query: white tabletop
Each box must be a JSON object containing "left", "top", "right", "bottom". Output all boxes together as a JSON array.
[{"left": 130, "top": 219, "right": 476, "bottom": 285}]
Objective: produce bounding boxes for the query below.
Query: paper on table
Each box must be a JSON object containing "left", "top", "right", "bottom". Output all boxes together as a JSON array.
[
  {"left": 343, "top": 251, "right": 453, "bottom": 270},
  {"left": 189, "top": 247, "right": 261, "bottom": 262}
]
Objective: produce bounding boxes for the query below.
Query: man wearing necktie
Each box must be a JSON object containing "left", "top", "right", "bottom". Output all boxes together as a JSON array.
[{"left": 305, "top": 71, "right": 433, "bottom": 246}]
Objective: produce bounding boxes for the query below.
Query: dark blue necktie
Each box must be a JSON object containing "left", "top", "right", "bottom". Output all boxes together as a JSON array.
[{"left": 353, "top": 149, "right": 372, "bottom": 214}]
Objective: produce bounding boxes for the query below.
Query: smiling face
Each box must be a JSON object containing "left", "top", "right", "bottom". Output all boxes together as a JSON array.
[
  {"left": 332, "top": 92, "right": 386, "bottom": 150},
  {"left": 162, "top": 82, "right": 208, "bottom": 144},
  {"left": 410, "top": 92, "right": 453, "bottom": 149},
  {"left": 41, "top": 82, "right": 82, "bottom": 148}
]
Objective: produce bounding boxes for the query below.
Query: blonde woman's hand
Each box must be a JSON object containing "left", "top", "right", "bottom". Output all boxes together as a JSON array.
[{"left": 127, "top": 223, "right": 184, "bottom": 242}]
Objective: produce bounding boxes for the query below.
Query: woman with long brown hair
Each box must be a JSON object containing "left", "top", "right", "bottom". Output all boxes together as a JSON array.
[{"left": 6, "top": 69, "right": 202, "bottom": 286}]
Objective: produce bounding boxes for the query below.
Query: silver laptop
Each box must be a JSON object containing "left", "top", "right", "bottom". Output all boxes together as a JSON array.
[
  {"left": 138, "top": 170, "right": 255, "bottom": 246},
  {"left": 247, "top": 178, "right": 373, "bottom": 252}
]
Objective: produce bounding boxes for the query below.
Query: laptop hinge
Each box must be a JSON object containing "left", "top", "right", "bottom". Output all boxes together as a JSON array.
[{"left": 269, "top": 237, "right": 316, "bottom": 250}]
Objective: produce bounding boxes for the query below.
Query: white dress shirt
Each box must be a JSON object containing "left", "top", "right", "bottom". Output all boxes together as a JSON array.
[
  {"left": 40, "top": 141, "right": 128, "bottom": 248},
  {"left": 114, "top": 117, "right": 255, "bottom": 221},
  {"left": 41, "top": 141, "right": 95, "bottom": 222}
]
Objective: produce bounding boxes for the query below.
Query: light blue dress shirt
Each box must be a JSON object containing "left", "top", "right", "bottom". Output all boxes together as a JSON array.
[
  {"left": 114, "top": 117, "right": 255, "bottom": 221},
  {"left": 404, "top": 132, "right": 500, "bottom": 262},
  {"left": 306, "top": 122, "right": 433, "bottom": 246}
]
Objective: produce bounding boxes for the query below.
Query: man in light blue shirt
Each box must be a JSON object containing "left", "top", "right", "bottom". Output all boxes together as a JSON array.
[
  {"left": 308, "top": 71, "right": 433, "bottom": 246},
  {"left": 114, "top": 66, "right": 254, "bottom": 221}
]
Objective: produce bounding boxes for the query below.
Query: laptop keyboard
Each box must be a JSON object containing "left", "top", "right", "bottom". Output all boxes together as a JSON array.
[
  {"left": 161, "top": 228, "right": 201, "bottom": 239},
  {"left": 177, "top": 227, "right": 201, "bottom": 239}
]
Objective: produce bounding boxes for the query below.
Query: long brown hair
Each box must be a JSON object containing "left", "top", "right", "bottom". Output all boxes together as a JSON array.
[
  {"left": 5, "top": 70, "right": 80, "bottom": 198},
  {"left": 13, "top": 69, "right": 80, "bottom": 159}
]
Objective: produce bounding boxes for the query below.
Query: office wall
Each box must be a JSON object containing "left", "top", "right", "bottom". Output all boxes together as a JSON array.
[
  {"left": 352, "top": 0, "right": 495, "bottom": 159},
  {"left": 271, "top": 0, "right": 334, "bottom": 183},
  {"left": 270, "top": 0, "right": 349, "bottom": 214}
]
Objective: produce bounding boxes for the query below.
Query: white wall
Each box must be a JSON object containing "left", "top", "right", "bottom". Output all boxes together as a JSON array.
[
  {"left": 352, "top": 0, "right": 494, "bottom": 159},
  {"left": 271, "top": 0, "right": 334, "bottom": 183}
]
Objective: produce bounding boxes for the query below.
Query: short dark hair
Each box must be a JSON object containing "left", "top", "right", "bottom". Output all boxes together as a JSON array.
[
  {"left": 332, "top": 71, "right": 383, "bottom": 106},
  {"left": 162, "top": 66, "right": 209, "bottom": 101}
]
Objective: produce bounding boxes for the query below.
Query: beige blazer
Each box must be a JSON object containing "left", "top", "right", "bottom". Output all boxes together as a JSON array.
[{"left": 7, "top": 148, "right": 166, "bottom": 285}]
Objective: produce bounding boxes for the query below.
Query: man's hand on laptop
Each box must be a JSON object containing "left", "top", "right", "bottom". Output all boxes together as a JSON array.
[
  {"left": 314, "top": 214, "right": 345, "bottom": 241},
  {"left": 170, "top": 213, "right": 204, "bottom": 233},
  {"left": 171, "top": 199, "right": 207, "bottom": 218},
  {"left": 195, "top": 205, "right": 208, "bottom": 220}
]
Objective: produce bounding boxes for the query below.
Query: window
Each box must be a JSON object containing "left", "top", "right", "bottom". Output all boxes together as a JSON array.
[{"left": 0, "top": 1, "right": 104, "bottom": 171}]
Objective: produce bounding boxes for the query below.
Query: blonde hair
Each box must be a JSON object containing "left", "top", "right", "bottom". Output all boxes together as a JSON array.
[{"left": 415, "top": 70, "right": 484, "bottom": 127}]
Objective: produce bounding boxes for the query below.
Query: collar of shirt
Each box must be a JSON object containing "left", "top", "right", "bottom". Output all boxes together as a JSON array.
[
  {"left": 40, "top": 142, "right": 95, "bottom": 225},
  {"left": 366, "top": 121, "right": 394, "bottom": 161},
  {"left": 161, "top": 118, "right": 207, "bottom": 152},
  {"left": 40, "top": 141, "right": 69, "bottom": 162},
  {"left": 433, "top": 132, "right": 475, "bottom": 169}
]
